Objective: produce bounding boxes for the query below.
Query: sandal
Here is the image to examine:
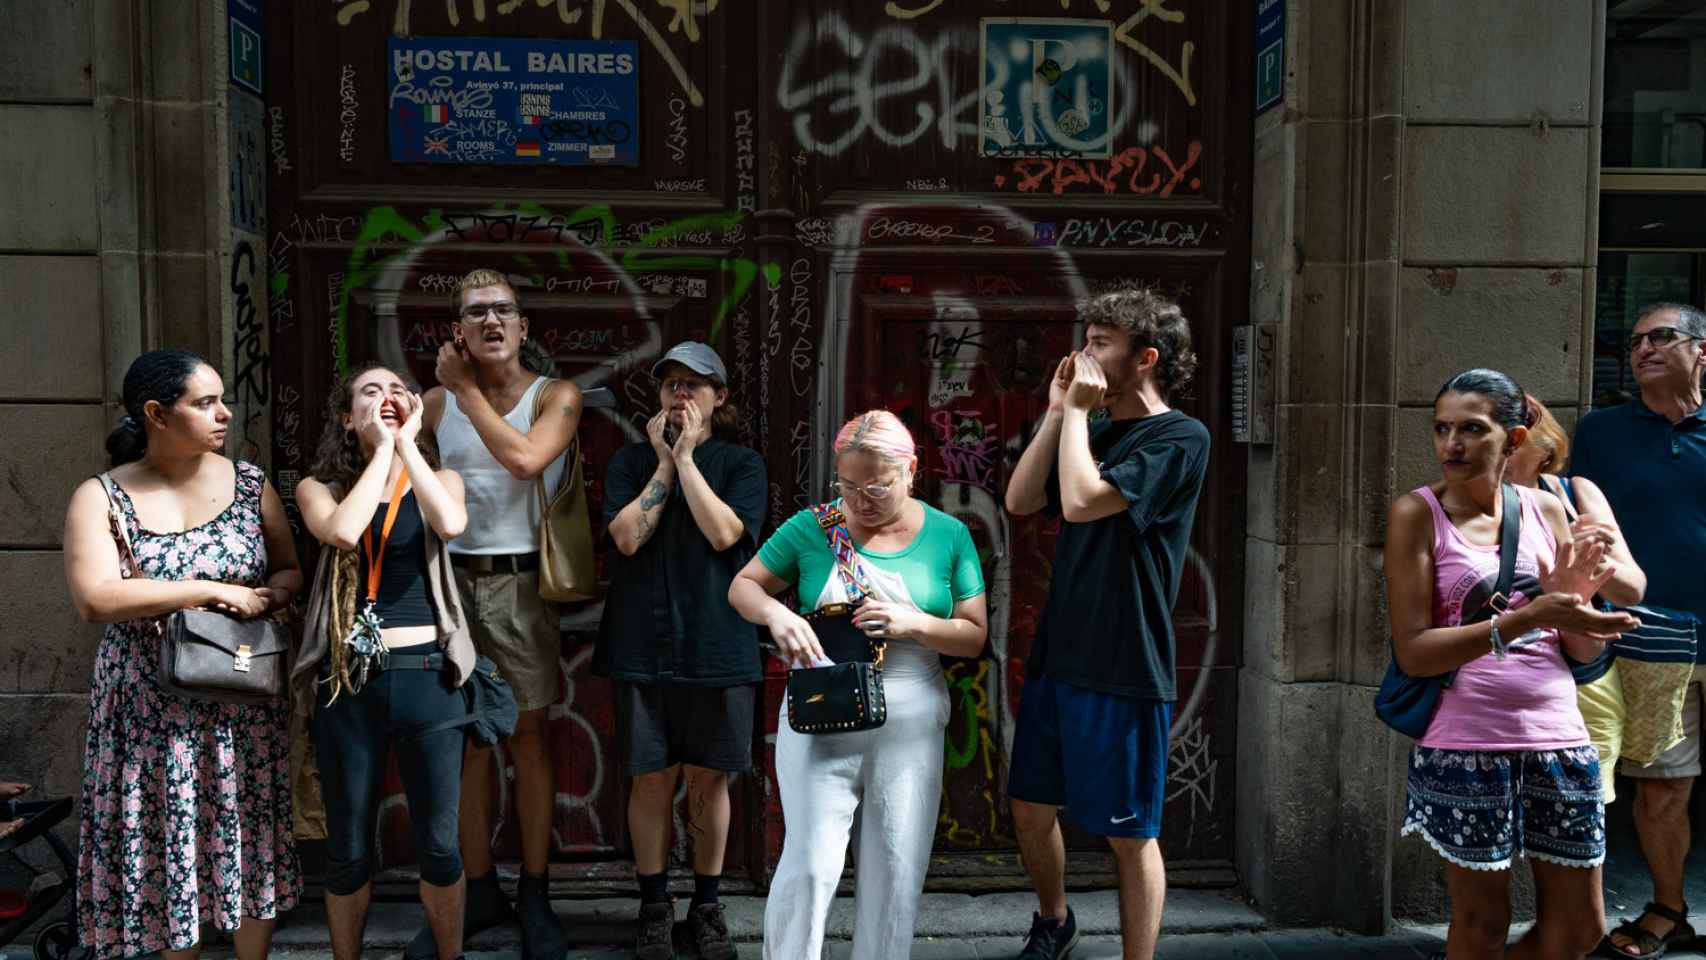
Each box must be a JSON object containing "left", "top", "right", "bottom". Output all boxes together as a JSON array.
[{"left": 1600, "top": 902, "right": 1695, "bottom": 959}]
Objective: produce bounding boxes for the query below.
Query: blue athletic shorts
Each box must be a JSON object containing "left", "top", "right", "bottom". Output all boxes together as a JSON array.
[{"left": 1007, "top": 672, "right": 1172, "bottom": 838}]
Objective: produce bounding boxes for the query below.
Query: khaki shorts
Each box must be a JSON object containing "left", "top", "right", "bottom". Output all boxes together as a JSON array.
[
  {"left": 452, "top": 566, "right": 563, "bottom": 712},
  {"left": 1622, "top": 664, "right": 1706, "bottom": 781}
]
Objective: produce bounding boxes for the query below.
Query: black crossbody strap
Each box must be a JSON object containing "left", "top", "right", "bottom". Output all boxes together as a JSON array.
[{"left": 1491, "top": 483, "right": 1521, "bottom": 615}]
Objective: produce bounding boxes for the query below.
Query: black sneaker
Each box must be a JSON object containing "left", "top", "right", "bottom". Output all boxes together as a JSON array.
[
  {"left": 685, "top": 902, "right": 736, "bottom": 960},
  {"left": 1018, "top": 908, "right": 1079, "bottom": 959},
  {"left": 635, "top": 900, "right": 675, "bottom": 960}
]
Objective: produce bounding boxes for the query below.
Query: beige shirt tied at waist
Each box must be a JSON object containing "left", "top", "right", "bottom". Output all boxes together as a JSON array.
[{"left": 293, "top": 514, "right": 477, "bottom": 694}]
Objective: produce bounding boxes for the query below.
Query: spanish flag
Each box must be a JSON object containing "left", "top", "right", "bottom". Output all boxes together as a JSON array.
[
  {"left": 426, "top": 104, "right": 449, "bottom": 122},
  {"left": 516, "top": 141, "right": 541, "bottom": 158}
]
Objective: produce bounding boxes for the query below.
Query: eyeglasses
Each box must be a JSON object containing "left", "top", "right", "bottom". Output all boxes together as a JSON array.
[
  {"left": 829, "top": 478, "right": 895, "bottom": 501},
  {"left": 1628, "top": 326, "right": 1701, "bottom": 352},
  {"left": 660, "top": 376, "right": 712, "bottom": 395},
  {"left": 460, "top": 301, "right": 520, "bottom": 322}
]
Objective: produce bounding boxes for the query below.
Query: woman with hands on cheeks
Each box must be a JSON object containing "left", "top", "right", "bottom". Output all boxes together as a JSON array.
[
  {"left": 1386, "top": 369, "right": 1639, "bottom": 960},
  {"left": 62, "top": 349, "right": 304, "bottom": 960},
  {"left": 728, "top": 410, "right": 988, "bottom": 960},
  {"left": 292, "top": 363, "right": 474, "bottom": 960},
  {"left": 594, "top": 342, "right": 767, "bottom": 960}
]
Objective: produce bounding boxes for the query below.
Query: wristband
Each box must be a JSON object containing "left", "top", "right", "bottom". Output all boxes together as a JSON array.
[{"left": 1489, "top": 614, "right": 1508, "bottom": 661}]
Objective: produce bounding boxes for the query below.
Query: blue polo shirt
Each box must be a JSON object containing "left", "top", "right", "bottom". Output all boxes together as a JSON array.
[{"left": 1571, "top": 396, "right": 1706, "bottom": 662}]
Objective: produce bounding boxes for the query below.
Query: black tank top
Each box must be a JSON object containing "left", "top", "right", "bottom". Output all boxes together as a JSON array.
[{"left": 357, "top": 491, "right": 436, "bottom": 628}]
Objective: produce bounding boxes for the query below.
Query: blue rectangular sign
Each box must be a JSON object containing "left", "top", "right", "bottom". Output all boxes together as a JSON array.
[
  {"left": 388, "top": 37, "right": 639, "bottom": 166},
  {"left": 227, "top": 0, "right": 263, "bottom": 95},
  {"left": 1255, "top": 0, "right": 1285, "bottom": 114},
  {"left": 980, "top": 18, "right": 1115, "bottom": 158}
]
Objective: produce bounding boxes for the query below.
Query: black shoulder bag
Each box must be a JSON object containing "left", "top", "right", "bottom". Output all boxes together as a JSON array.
[{"left": 784, "top": 504, "right": 888, "bottom": 735}]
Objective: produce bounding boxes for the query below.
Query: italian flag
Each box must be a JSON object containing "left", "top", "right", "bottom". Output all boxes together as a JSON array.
[
  {"left": 516, "top": 141, "right": 541, "bottom": 158},
  {"left": 426, "top": 104, "right": 449, "bottom": 122},
  {"left": 520, "top": 115, "right": 543, "bottom": 125}
]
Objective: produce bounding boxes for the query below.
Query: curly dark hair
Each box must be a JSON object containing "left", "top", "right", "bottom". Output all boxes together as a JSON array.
[
  {"left": 307, "top": 362, "right": 439, "bottom": 492},
  {"left": 1079, "top": 287, "right": 1198, "bottom": 400}
]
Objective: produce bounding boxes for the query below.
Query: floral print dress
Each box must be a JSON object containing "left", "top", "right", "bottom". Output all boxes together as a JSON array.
[{"left": 78, "top": 461, "right": 300, "bottom": 959}]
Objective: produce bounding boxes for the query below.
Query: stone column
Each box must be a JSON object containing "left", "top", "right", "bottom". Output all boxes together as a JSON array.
[
  {"left": 1388, "top": 0, "right": 1603, "bottom": 919},
  {"left": 0, "top": 0, "right": 226, "bottom": 823},
  {"left": 1237, "top": 0, "right": 1603, "bottom": 929}
]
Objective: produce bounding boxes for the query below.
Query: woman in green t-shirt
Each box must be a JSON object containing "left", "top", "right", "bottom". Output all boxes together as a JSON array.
[{"left": 729, "top": 409, "right": 988, "bottom": 960}]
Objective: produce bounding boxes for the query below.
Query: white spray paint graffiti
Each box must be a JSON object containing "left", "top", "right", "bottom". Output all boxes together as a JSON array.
[
  {"left": 778, "top": 11, "right": 1162, "bottom": 158},
  {"left": 550, "top": 646, "right": 611, "bottom": 850}
]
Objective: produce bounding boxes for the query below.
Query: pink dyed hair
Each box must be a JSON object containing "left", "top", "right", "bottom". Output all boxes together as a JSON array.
[{"left": 833, "top": 409, "right": 917, "bottom": 470}]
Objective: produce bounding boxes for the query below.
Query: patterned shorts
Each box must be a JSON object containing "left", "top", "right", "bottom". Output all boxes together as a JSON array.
[{"left": 1401, "top": 745, "right": 1605, "bottom": 870}]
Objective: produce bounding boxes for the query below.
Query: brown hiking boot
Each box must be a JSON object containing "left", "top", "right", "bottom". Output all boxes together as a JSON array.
[
  {"left": 685, "top": 902, "right": 736, "bottom": 960},
  {"left": 635, "top": 900, "right": 675, "bottom": 960}
]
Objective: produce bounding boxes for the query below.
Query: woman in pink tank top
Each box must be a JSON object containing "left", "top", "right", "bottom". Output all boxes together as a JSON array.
[{"left": 1385, "top": 369, "right": 1640, "bottom": 960}]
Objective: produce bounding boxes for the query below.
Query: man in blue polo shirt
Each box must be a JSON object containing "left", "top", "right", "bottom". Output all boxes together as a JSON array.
[{"left": 1572, "top": 302, "right": 1706, "bottom": 958}]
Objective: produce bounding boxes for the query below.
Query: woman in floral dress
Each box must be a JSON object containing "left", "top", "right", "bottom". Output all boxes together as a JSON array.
[{"left": 62, "top": 350, "right": 304, "bottom": 960}]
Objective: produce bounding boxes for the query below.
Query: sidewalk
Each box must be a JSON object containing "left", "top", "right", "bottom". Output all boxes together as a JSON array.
[
  {"left": 212, "top": 889, "right": 1463, "bottom": 959},
  {"left": 176, "top": 888, "right": 1706, "bottom": 959}
]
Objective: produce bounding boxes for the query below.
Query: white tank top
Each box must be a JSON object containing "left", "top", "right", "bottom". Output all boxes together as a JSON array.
[{"left": 436, "top": 376, "right": 565, "bottom": 555}]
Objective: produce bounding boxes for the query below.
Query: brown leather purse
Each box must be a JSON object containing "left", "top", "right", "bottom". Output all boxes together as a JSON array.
[
  {"left": 531, "top": 380, "right": 596, "bottom": 602},
  {"left": 158, "top": 609, "right": 290, "bottom": 704},
  {"left": 99, "top": 473, "right": 289, "bottom": 705}
]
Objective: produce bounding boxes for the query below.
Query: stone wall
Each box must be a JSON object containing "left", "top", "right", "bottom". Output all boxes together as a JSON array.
[
  {"left": 0, "top": 0, "right": 228, "bottom": 832},
  {"left": 1237, "top": 0, "right": 1604, "bottom": 929}
]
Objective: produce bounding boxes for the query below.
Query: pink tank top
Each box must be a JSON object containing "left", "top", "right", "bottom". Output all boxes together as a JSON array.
[{"left": 1414, "top": 484, "right": 1589, "bottom": 751}]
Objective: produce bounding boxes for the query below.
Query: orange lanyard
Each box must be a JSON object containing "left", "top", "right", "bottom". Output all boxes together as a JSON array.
[{"left": 362, "top": 471, "right": 412, "bottom": 604}]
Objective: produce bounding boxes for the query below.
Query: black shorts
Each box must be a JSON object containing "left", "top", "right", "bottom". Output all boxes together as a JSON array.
[{"left": 614, "top": 681, "right": 757, "bottom": 775}]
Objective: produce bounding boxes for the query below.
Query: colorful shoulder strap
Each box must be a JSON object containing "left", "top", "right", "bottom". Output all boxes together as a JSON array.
[{"left": 810, "top": 502, "right": 873, "bottom": 603}]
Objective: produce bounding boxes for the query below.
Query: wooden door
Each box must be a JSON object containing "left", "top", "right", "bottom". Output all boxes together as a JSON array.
[{"left": 264, "top": 0, "right": 1249, "bottom": 887}]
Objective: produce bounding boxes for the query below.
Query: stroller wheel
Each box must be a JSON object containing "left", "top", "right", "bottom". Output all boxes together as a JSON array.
[{"left": 33, "top": 919, "right": 86, "bottom": 960}]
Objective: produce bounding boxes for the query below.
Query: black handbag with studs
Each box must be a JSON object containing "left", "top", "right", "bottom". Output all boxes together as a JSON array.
[{"left": 784, "top": 506, "right": 888, "bottom": 735}]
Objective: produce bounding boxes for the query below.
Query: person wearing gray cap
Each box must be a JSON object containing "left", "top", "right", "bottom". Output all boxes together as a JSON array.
[{"left": 594, "top": 340, "right": 767, "bottom": 960}]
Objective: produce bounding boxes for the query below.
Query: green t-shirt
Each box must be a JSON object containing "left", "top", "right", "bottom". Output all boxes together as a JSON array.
[{"left": 756, "top": 502, "right": 986, "bottom": 617}]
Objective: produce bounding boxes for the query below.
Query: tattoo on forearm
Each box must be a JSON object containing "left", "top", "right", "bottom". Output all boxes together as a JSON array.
[
  {"left": 635, "top": 513, "right": 652, "bottom": 540},
  {"left": 639, "top": 478, "right": 668, "bottom": 511}
]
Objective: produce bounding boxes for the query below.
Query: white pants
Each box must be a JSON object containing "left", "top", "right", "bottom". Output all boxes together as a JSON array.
[{"left": 763, "top": 642, "right": 949, "bottom": 960}]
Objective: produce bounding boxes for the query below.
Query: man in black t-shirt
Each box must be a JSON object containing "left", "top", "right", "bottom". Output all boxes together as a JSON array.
[
  {"left": 1004, "top": 289, "right": 1210, "bottom": 960},
  {"left": 595, "top": 342, "right": 767, "bottom": 960}
]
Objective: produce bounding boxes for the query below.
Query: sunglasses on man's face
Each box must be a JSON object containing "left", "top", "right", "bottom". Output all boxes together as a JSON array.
[{"left": 1628, "top": 325, "right": 1701, "bottom": 352}]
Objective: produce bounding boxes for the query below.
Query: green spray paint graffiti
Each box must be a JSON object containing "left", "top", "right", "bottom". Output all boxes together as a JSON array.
[{"left": 332, "top": 202, "right": 776, "bottom": 375}]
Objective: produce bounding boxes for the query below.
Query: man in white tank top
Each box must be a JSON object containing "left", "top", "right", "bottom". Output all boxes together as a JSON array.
[{"left": 412, "top": 269, "right": 581, "bottom": 960}]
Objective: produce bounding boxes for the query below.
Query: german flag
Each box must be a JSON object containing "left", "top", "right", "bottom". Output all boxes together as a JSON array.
[{"left": 516, "top": 141, "right": 541, "bottom": 158}]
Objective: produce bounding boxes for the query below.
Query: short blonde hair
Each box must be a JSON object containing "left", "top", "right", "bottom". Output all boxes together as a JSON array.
[
  {"left": 451, "top": 268, "right": 519, "bottom": 314},
  {"left": 1524, "top": 394, "right": 1571, "bottom": 474}
]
